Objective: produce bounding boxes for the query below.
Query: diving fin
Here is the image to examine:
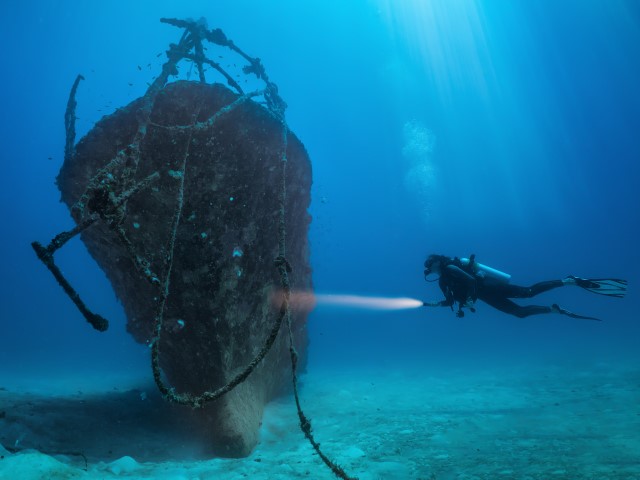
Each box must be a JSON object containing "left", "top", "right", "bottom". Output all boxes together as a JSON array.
[
  {"left": 552, "top": 303, "right": 601, "bottom": 321},
  {"left": 567, "top": 276, "right": 627, "bottom": 298}
]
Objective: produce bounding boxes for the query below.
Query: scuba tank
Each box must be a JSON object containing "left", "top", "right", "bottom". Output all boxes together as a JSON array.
[{"left": 460, "top": 256, "right": 511, "bottom": 284}]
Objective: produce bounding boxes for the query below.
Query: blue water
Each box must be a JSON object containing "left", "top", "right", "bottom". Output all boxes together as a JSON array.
[{"left": 1, "top": 0, "right": 639, "bottom": 477}]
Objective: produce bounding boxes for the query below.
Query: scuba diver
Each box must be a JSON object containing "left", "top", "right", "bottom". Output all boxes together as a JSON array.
[{"left": 422, "top": 254, "right": 627, "bottom": 321}]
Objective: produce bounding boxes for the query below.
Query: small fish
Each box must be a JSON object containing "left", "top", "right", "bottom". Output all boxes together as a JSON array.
[
  {"left": 128, "top": 82, "right": 133, "bottom": 86},
  {"left": 47, "top": 156, "right": 53, "bottom": 160},
  {"left": 156, "top": 52, "right": 162, "bottom": 57},
  {"left": 137, "top": 65, "right": 142, "bottom": 70}
]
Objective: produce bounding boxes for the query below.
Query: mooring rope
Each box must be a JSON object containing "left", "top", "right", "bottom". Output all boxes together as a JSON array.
[{"left": 276, "top": 123, "right": 357, "bottom": 480}]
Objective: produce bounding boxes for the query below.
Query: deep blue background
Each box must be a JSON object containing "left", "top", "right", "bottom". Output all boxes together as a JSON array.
[{"left": 1, "top": 1, "right": 638, "bottom": 382}]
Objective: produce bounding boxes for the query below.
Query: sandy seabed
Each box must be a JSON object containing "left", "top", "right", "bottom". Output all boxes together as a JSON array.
[{"left": 1, "top": 361, "right": 639, "bottom": 480}]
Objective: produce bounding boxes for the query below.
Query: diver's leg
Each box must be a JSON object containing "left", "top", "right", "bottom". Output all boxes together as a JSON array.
[
  {"left": 526, "top": 280, "right": 566, "bottom": 296},
  {"left": 491, "top": 280, "right": 565, "bottom": 299},
  {"left": 480, "top": 294, "right": 553, "bottom": 318}
]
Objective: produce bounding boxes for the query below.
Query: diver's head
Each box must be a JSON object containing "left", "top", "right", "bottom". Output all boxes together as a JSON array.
[{"left": 424, "top": 254, "right": 449, "bottom": 279}]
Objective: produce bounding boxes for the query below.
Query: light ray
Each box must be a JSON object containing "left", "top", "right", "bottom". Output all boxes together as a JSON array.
[{"left": 288, "top": 292, "right": 423, "bottom": 311}]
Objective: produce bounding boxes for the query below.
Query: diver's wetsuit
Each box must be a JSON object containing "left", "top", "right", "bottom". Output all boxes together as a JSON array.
[{"left": 437, "top": 264, "right": 564, "bottom": 318}]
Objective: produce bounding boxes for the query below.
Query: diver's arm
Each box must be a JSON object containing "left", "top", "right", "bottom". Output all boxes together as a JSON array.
[
  {"left": 424, "top": 278, "right": 455, "bottom": 307},
  {"left": 424, "top": 266, "right": 474, "bottom": 307}
]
